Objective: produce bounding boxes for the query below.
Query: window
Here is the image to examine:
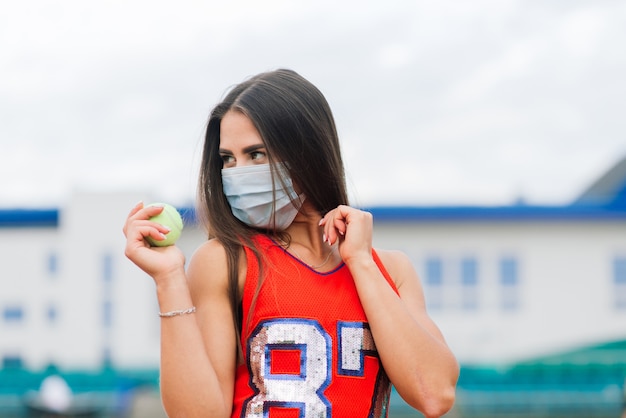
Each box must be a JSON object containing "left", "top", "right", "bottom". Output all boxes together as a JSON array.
[
  {"left": 2, "top": 355, "right": 23, "bottom": 369},
  {"left": 500, "top": 257, "right": 519, "bottom": 311},
  {"left": 425, "top": 258, "right": 443, "bottom": 286},
  {"left": 3, "top": 306, "right": 24, "bottom": 323},
  {"left": 102, "top": 253, "right": 114, "bottom": 328},
  {"left": 47, "top": 304, "right": 58, "bottom": 323},
  {"left": 460, "top": 258, "right": 478, "bottom": 310},
  {"left": 424, "top": 257, "right": 443, "bottom": 310},
  {"left": 613, "top": 257, "right": 626, "bottom": 309},
  {"left": 47, "top": 252, "right": 58, "bottom": 277},
  {"left": 102, "top": 253, "right": 113, "bottom": 282}
]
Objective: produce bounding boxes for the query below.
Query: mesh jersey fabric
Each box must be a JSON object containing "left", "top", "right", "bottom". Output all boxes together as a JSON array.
[{"left": 231, "top": 234, "right": 399, "bottom": 418}]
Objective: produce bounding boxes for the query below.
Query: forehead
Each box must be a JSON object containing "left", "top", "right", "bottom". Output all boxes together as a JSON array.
[{"left": 219, "top": 110, "right": 264, "bottom": 150}]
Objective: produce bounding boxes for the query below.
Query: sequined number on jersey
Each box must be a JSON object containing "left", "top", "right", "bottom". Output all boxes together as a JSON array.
[{"left": 243, "top": 318, "right": 376, "bottom": 417}]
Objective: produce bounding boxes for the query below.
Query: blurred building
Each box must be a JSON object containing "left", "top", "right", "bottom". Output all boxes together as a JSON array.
[
  {"left": 374, "top": 156, "right": 626, "bottom": 366},
  {"left": 0, "top": 193, "right": 208, "bottom": 371},
  {"left": 2, "top": 158, "right": 626, "bottom": 415}
]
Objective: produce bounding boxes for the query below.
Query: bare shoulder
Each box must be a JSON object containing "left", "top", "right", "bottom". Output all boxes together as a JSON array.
[
  {"left": 187, "top": 238, "right": 247, "bottom": 301},
  {"left": 374, "top": 248, "right": 417, "bottom": 290},
  {"left": 375, "top": 248, "right": 412, "bottom": 266},
  {"left": 187, "top": 239, "right": 230, "bottom": 297}
]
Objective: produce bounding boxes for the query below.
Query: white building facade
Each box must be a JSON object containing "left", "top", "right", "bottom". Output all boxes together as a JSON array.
[
  {"left": 0, "top": 192, "right": 205, "bottom": 372},
  {"left": 2, "top": 161, "right": 626, "bottom": 374},
  {"left": 372, "top": 207, "right": 626, "bottom": 366}
]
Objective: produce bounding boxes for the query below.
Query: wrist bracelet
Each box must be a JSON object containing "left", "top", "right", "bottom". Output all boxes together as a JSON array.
[{"left": 158, "top": 307, "right": 196, "bottom": 318}]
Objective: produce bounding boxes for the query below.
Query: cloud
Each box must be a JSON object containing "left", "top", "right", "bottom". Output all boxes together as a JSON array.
[{"left": 1, "top": 0, "right": 626, "bottom": 208}]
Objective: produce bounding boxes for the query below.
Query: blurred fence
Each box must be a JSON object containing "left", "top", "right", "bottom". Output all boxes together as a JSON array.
[
  {"left": 0, "top": 367, "right": 159, "bottom": 418},
  {"left": 451, "top": 364, "right": 624, "bottom": 417},
  {"left": 0, "top": 360, "right": 624, "bottom": 417}
]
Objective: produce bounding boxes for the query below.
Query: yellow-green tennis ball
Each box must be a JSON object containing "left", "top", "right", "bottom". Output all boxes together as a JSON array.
[{"left": 146, "top": 203, "right": 183, "bottom": 247}]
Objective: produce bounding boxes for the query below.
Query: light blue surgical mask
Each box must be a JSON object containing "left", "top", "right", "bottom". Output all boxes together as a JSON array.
[{"left": 221, "top": 163, "right": 305, "bottom": 230}]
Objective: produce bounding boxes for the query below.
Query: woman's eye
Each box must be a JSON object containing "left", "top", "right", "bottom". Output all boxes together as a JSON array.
[
  {"left": 220, "top": 154, "right": 235, "bottom": 164},
  {"left": 250, "top": 151, "right": 266, "bottom": 161}
]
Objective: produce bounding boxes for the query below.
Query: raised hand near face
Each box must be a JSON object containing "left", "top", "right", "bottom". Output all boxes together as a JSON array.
[{"left": 319, "top": 205, "right": 374, "bottom": 266}]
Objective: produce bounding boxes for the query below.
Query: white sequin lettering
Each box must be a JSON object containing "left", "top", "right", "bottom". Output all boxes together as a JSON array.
[{"left": 245, "top": 319, "right": 331, "bottom": 417}]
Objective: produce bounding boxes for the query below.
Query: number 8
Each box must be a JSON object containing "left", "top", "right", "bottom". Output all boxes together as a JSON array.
[{"left": 244, "top": 318, "right": 332, "bottom": 417}]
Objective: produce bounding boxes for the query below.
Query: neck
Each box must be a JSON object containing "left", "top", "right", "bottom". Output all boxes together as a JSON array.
[
  {"left": 280, "top": 202, "right": 339, "bottom": 270},
  {"left": 285, "top": 201, "right": 325, "bottom": 248}
]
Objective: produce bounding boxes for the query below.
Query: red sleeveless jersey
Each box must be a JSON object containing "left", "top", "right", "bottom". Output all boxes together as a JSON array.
[{"left": 232, "top": 234, "right": 399, "bottom": 418}]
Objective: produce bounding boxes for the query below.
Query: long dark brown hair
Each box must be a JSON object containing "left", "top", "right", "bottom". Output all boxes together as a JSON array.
[{"left": 196, "top": 69, "right": 349, "bottom": 346}]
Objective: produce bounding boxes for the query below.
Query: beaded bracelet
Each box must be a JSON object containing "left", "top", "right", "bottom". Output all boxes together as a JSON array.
[{"left": 158, "top": 307, "right": 196, "bottom": 318}]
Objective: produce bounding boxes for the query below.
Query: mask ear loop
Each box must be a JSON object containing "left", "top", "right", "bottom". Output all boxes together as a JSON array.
[
  {"left": 276, "top": 162, "right": 305, "bottom": 209},
  {"left": 268, "top": 158, "right": 279, "bottom": 232},
  {"left": 267, "top": 160, "right": 303, "bottom": 238}
]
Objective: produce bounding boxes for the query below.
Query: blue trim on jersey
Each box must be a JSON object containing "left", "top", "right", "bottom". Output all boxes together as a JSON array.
[
  {"left": 267, "top": 238, "right": 345, "bottom": 275},
  {"left": 263, "top": 401, "right": 305, "bottom": 418},
  {"left": 337, "top": 321, "right": 378, "bottom": 377},
  {"left": 264, "top": 343, "right": 307, "bottom": 380}
]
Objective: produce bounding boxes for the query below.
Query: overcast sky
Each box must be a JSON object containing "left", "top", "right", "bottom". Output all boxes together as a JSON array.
[{"left": 2, "top": 0, "right": 625, "bottom": 209}]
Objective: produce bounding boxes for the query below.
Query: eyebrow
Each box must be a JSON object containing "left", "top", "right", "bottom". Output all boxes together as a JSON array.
[{"left": 219, "top": 144, "right": 267, "bottom": 154}]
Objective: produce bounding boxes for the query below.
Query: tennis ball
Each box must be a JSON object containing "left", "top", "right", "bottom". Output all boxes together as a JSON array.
[{"left": 146, "top": 203, "right": 184, "bottom": 247}]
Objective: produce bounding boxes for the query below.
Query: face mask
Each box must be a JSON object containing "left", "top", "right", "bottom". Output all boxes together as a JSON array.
[{"left": 222, "top": 163, "right": 305, "bottom": 230}]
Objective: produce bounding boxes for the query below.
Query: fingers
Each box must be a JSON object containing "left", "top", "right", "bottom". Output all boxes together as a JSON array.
[
  {"left": 127, "top": 202, "right": 166, "bottom": 221},
  {"left": 123, "top": 201, "right": 143, "bottom": 236},
  {"left": 319, "top": 207, "right": 338, "bottom": 245},
  {"left": 127, "top": 201, "right": 144, "bottom": 218},
  {"left": 123, "top": 202, "right": 168, "bottom": 244},
  {"left": 134, "top": 222, "right": 171, "bottom": 243},
  {"left": 320, "top": 205, "right": 367, "bottom": 246},
  {"left": 327, "top": 214, "right": 346, "bottom": 245},
  {"left": 122, "top": 202, "right": 186, "bottom": 281}
]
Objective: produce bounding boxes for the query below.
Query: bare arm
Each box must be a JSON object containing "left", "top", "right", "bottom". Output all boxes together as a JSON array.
[
  {"left": 123, "top": 202, "right": 236, "bottom": 417},
  {"left": 349, "top": 250, "right": 458, "bottom": 418},
  {"left": 321, "top": 206, "right": 459, "bottom": 418}
]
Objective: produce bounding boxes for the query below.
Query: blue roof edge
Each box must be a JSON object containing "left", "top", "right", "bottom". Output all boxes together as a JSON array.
[
  {"left": 0, "top": 209, "right": 59, "bottom": 228},
  {"left": 2, "top": 203, "right": 626, "bottom": 228},
  {"left": 360, "top": 204, "right": 626, "bottom": 222}
]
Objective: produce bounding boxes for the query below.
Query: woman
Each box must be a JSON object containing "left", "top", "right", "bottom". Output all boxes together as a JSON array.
[{"left": 123, "top": 69, "right": 458, "bottom": 417}]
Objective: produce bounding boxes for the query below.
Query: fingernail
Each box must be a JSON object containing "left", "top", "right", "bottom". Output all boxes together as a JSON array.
[
  {"left": 322, "top": 233, "right": 327, "bottom": 243},
  {"left": 318, "top": 218, "right": 324, "bottom": 226},
  {"left": 339, "top": 230, "right": 345, "bottom": 236}
]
